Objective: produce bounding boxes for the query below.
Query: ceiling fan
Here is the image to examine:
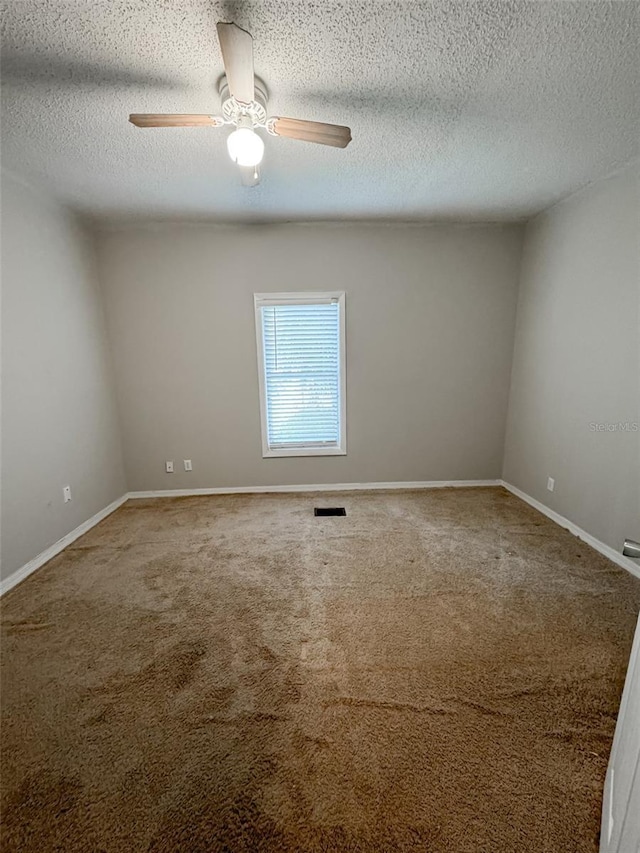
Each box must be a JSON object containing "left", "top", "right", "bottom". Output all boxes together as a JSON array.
[{"left": 129, "top": 22, "right": 352, "bottom": 187}]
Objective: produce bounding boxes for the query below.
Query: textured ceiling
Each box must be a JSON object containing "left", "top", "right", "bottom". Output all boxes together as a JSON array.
[{"left": 1, "top": 0, "right": 639, "bottom": 223}]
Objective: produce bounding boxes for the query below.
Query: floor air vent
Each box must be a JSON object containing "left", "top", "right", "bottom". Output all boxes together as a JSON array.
[{"left": 314, "top": 507, "right": 346, "bottom": 517}]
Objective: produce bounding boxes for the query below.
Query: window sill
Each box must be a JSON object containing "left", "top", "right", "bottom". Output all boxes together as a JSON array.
[{"left": 262, "top": 446, "right": 347, "bottom": 459}]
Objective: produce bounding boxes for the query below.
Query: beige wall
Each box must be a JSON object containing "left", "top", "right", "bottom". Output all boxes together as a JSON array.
[
  {"left": 1, "top": 171, "right": 126, "bottom": 581},
  {"left": 503, "top": 164, "right": 640, "bottom": 554},
  {"left": 96, "top": 222, "right": 523, "bottom": 491}
]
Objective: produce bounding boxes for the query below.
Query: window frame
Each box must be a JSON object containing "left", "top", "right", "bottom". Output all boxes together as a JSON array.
[{"left": 254, "top": 291, "right": 347, "bottom": 459}]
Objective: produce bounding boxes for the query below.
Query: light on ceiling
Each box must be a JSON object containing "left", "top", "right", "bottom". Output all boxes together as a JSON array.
[{"left": 227, "top": 128, "right": 265, "bottom": 167}]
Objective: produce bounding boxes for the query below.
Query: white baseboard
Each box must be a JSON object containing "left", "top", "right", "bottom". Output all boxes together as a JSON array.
[
  {"left": 0, "top": 495, "right": 129, "bottom": 597},
  {"left": 127, "top": 479, "right": 501, "bottom": 499},
  {"left": 0, "top": 481, "right": 500, "bottom": 595},
  {"left": 3, "top": 481, "right": 636, "bottom": 594},
  {"left": 501, "top": 481, "right": 640, "bottom": 580}
]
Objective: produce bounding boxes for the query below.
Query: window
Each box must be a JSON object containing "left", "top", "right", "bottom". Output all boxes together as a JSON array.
[{"left": 254, "top": 292, "right": 346, "bottom": 458}]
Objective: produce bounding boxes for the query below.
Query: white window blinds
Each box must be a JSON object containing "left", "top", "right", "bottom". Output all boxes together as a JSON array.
[{"left": 254, "top": 293, "right": 346, "bottom": 457}]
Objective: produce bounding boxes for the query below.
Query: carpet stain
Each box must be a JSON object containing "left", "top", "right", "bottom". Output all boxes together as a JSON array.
[{"left": 1, "top": 487, "right": 639, "bottom": 852}]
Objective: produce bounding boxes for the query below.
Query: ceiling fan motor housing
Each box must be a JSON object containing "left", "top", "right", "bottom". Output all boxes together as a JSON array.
[{"left": 219, "top": 75, "right": 268, "bottom": 127}]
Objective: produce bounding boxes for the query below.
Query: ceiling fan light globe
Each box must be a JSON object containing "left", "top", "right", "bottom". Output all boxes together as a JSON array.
[{"left": 227, "top": 127, "right": 264, "bottom": 167}]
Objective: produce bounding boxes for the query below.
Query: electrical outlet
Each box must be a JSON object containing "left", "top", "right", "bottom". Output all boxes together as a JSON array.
[
  {"left": 165, "top": 461, "right": 174, "bottom": 473},
  {"left": 547, "top": 477, "right": 555, "bottom": 492},
  {"left": 63, "top": 485, "right": 72, "bottom": 503},
  {"left": 184, "top": 459, "right": 193, "bottom": 472}
]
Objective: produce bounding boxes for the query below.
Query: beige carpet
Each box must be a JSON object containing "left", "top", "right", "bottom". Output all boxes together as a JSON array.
[{"left": 2, "top": 487, "right": 639, "bottom": 852}]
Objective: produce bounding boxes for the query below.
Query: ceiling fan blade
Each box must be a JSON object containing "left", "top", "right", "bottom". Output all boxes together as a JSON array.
[
  {"left": 216, "top": 22, "right": 255, "bottom": 104},
  {"left": 129, "top": 114, "right": 224, "bottom": 127},
  {"left": 270, "top": 117, "right": 352, "bottom": 148},
  {"left": 239, "top": 165, "right": 260, "bottom": 187}
]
